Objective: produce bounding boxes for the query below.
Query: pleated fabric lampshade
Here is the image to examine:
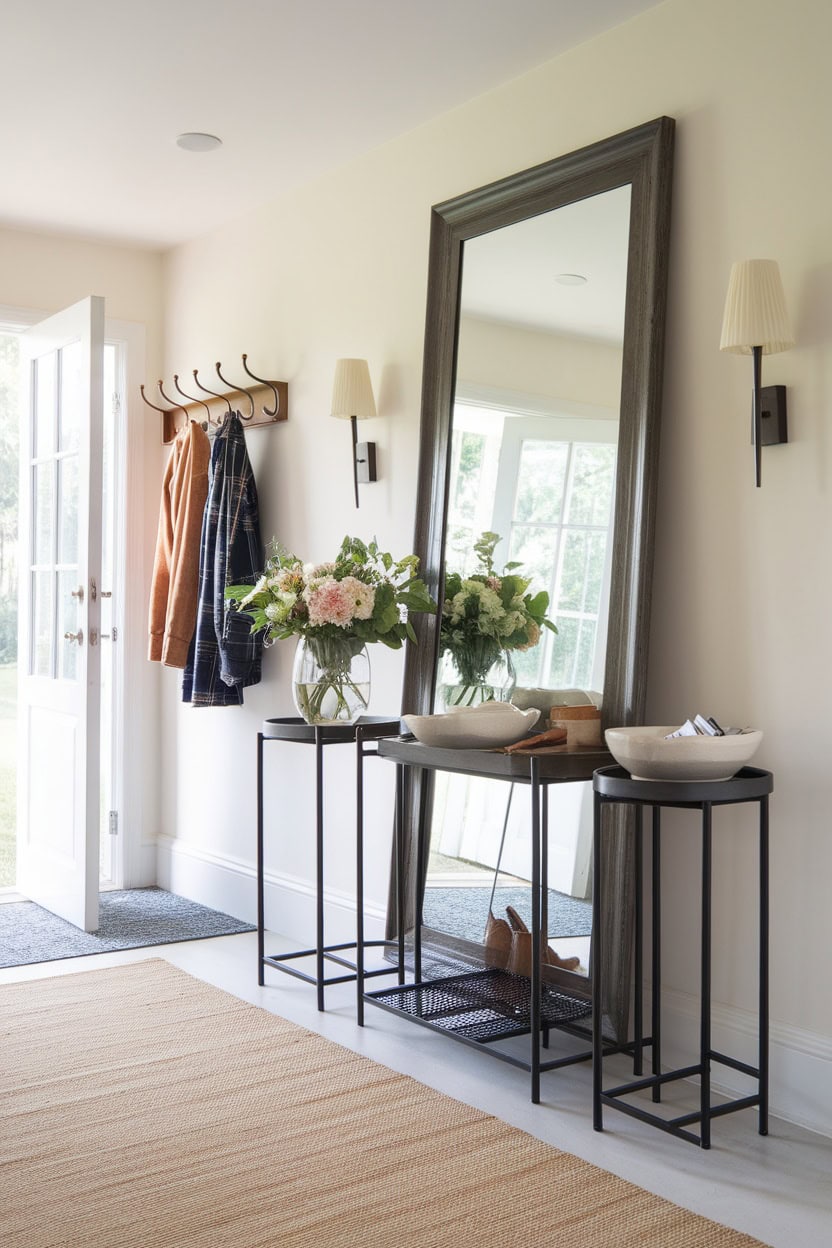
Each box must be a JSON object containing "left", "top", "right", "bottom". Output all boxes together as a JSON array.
[
  {"left": 330, "top": 358, "right": 377, "bottom": 421},
  {"left": 330, "top": 359, "right": 377, "bottom": 506},
  {"left": 720, "top": 259, "right": 794, "bottom": 487},
  {"left": 720, "top": 260, "right": 794, "bottom": 355}
]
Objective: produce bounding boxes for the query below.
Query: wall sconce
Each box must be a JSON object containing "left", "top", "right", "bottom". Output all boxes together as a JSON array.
[
  {"left": 330, "top": 358, "right": 378, "bottom": 507},
  {"left": 720, "top": 259, "right": 794, "bottom": 487}
]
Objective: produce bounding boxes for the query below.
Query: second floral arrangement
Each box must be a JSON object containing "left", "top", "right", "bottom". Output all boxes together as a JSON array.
[{"left": 440, "top": 530, "right": 556, "bottom": 705}]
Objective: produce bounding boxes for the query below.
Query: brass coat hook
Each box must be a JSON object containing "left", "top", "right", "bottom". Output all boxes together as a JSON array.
[
  {"left": 140, "top": 384, "right": 179, "bottom": 420},
  {"left": 192, "top": 368, "right": 233, "bottom": 412},
  {"left": 215, "top": 361, "right": 256, "bottom": 420},
  {"left": 157, "top": 380, "right": 190, "bottom": 426},
  {"left": 241, "top": 354, "right": 280, "bottom": 417},
  {"left": 173, "top": 374, "right": 213, "bottom": 423}
]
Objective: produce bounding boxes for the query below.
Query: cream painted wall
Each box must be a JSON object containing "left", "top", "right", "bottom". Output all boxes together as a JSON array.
[
  {"left": 457, "top": 315, "right": 623, "bottom": 410},
  {"left": 0, "top": 226, "right": 165, "bottom": 876},
  {"left": 159, "top": 0, "right": 832, "bottom": 1127}
]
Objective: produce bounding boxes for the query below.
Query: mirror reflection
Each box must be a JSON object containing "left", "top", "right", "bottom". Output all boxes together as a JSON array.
[{"left": 421, "top": 185, "right": 632, "bottom": 975}]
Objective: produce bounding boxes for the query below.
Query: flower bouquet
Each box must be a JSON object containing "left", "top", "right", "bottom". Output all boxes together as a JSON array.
[
  {"left": 226, "top": 536, "right": 436, "bottom": 724},
  {"left": 439, "top": 530, "right": 556, "bottom": 707}
]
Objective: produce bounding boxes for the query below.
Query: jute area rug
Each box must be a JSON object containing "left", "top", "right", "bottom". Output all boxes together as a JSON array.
[{"left": 0, "top": 960, "right": 765, "bottom": 1248}]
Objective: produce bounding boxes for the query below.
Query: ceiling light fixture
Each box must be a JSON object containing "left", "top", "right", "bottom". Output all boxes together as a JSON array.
[
  {"left": 555, "top": 273, "right": 588, "bottom": 286},
  {"left": 176, "top": 132, "right": 223, "bottom": 153}
]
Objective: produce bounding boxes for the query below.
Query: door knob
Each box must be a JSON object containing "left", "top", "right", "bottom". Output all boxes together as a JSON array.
[
  {"left": 63, "top": 630, "right": 84, "bottom": 645},
  {"left": 71, "top": 585, "right": 84, "bottom": 602}
]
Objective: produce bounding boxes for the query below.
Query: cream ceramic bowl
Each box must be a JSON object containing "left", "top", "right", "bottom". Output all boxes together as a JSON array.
[
  {"left": 604, "top": 725, "right": 763, "bottom": 782},
  {"left": 403, "top": 703, "right": 540, "bottom": 750}
]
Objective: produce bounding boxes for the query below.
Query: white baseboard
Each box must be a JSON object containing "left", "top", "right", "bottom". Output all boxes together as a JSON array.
[
  {"left": 153, "top": 835, "right": 831, "bottom": 1139},
  {"left": 655, "top": 986, "right": 832, "bottom": 1140},
  {"left": 154, "top": 835, "right": 388, "bottom": 946}
]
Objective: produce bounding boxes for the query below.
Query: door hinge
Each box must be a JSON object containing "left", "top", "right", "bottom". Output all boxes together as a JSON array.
[{"left": 108, "top": 810, "right": 118, "bottom": 837}]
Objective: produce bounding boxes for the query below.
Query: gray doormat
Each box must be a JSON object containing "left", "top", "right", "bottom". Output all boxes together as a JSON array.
[
  {"left": 422, "top": 885, "right": 592, "bottom": 943},
  {"left": 0, "top": 887, "right": 254, "bottom": 969}
]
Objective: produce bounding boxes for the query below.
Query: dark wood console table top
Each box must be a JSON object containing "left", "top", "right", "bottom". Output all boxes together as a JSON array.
[{"left": 376, "top": 735, "right": 613, "bottom": 782}]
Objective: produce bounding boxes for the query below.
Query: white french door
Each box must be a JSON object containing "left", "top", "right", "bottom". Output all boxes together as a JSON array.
[{"left": 16, "top": 297, "right": 105, "bottom": 931}]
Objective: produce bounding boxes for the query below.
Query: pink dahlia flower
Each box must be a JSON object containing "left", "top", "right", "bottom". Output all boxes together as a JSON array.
[{"left": 305, "top": 577, "right": 356, "bottom": 628}]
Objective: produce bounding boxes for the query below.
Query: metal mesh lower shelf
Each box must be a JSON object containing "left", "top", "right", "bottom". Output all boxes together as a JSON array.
[{"left": 367, "top": 968, "right": 592, "bottom": 1042}]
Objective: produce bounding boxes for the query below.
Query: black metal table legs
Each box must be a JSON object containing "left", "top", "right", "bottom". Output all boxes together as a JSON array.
[
  {"left": 592, "top": 766, "right": 771, "bottom": 1148},
  {"left": 257, "top": 716, "right": 401, "bottom": 1010},
  {"left": 257, "top": 731, "right": 265, "bottom": 987},
  {"left": 360, "top": 753, "right": 596, "bottom": 1102}
]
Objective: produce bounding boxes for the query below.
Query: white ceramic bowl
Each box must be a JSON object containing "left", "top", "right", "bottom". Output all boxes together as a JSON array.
[
  {"left": 403, "top": 703, "right": 540, "bottom": 750},
  {"left": 604, "top": 725, "right": 763, "bottom": 782}
]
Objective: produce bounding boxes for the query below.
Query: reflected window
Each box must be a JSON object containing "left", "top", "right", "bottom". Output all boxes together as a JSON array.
[{"left": 448, "top": 402, "right": 618, "bottom": 692}]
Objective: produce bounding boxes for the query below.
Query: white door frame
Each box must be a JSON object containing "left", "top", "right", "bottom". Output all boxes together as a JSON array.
[{"left": 1, "top": 303, "right": 148, "bottom": 892}]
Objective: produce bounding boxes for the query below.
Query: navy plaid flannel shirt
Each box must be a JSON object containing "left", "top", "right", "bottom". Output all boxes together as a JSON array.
[{"left": 182, "top": 413, "right": 263, "bottom": 706}]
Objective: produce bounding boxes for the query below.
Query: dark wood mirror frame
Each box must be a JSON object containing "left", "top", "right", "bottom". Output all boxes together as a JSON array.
[{"left": 395, "top": 117, "right": 674, "bottom": 1041}]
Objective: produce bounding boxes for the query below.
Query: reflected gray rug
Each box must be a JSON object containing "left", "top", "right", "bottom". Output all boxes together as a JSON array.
[
  {"left": 423, "top": 885, "right": 592, "bottom": 942},
  {"left": 0, "top": 887, "right": 253, "bottom": 968}
]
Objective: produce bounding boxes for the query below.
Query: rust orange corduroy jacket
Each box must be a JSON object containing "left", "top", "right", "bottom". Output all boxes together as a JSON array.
[{"left": 148, "top": 421, "right": 211, "bottom": 667}]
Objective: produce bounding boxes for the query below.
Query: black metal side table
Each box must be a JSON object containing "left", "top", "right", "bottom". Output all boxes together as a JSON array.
[
  {"left": 256, "top": 715, "right": 401, "bottom": 1010},
  {"left": 591, "top": 764, "right": 772, "bottom": 1148},
  {"left": 359, "top": 737, "right": 613, "bottom": 1102}
]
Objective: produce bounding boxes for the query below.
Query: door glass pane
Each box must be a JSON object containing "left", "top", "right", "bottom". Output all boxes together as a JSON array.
[
  {"left": 58, "top": 455, "right": 79, "bottom": 565},
  {"left": 57, "top": 571, "right": 79, "bottom": 681},
  {"left": 32, "top": 571, "right": 54, "bottom": 677},
  {"left": 33, "top": 462, "right": 55, "bottom": 566},
  {"left": 34, "top": 350, "right": 57, "bottom": 459},
  {"left": 59, "top": 340, "right": 82, "bottom": 453}
]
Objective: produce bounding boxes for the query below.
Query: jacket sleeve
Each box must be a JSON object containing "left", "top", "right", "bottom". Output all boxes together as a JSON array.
[
  {"left": 161, "top": 427, "right": 211, "bottom": 668},
  {"left": 215, "top": 441, "right": 263, "bottom": 687},
  {"left": 147, "top": 449, "right": 177, "bottom": 662}
]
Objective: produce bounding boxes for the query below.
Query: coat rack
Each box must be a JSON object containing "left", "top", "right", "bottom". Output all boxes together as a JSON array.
[{"left": 140, "top": 355, "right": 289, "bottom": 444}]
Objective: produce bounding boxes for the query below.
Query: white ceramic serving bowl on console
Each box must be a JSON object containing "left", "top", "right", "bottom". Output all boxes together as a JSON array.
[
  {"left": 403, "top": 702, "right": 540, "bottom": 750},
  {"left": 604, "top": 725, "right": 763, "bottom": 782}
]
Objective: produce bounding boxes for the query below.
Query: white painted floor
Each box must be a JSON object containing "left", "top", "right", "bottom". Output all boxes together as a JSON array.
[{"left": 2, "top": 930, "right": 830, "bottom": 1247}]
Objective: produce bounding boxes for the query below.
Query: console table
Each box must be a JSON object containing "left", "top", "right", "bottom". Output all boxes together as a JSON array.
[
  {"left": 591, "top": 764, "right": 772, "bottom": 1148},
  {"left": 256, "top": 715, "right": 401, "bottom": 1010},
  {"left": 359, "top": 735, "right": 615, "bottom": 1102}
]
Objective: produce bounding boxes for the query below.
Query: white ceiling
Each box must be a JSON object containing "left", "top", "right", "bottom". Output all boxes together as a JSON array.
[
  {"left": 1, "top": 0, "right": 663, "bottom": 250},
  {"left": 461, "top": 185, "right": 632, "bottom": 342}
]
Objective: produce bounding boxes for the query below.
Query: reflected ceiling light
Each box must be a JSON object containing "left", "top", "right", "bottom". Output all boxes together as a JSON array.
[
  {"left": 555, "top": 273, "right": 588, "bottom": 286},
  {"left": 330, "top": 358, "right": 379, "bottom": 508},
  {"left": 720, "top": 259, "right": 794, "bottom": 487},
  {"left": 176, "top": 132, "right": 223, "bottom": 152}
]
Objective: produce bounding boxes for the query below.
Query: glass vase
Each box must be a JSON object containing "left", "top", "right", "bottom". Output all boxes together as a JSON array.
[
  {"left": 292, "top": 635, "right": 371, "bottom": 726},
  {"left": 436, "top": 648, "right": 516, "bottom": 711}
]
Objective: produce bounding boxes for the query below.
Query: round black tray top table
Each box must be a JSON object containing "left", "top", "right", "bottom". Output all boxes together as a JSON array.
[
  {"left": 257, "top": 715, "right": 401, "bottom": 1010},
  {"left": 591, "top": 764, "right": 772, "bottom": 1148}
]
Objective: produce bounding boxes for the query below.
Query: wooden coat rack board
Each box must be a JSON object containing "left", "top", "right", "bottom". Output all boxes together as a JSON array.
[{"left": 140, "top": 358, "right": 288, "bottom": 444}]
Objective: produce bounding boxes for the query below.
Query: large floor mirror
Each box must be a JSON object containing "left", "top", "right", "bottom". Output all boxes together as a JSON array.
[{"left": 395, "top": 118, "right": 674, "bottom": 1043}]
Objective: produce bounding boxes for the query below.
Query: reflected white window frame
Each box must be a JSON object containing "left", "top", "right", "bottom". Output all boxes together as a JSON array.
[{"left": 453, "top": 385, "right": 618, "bottom": 691}]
